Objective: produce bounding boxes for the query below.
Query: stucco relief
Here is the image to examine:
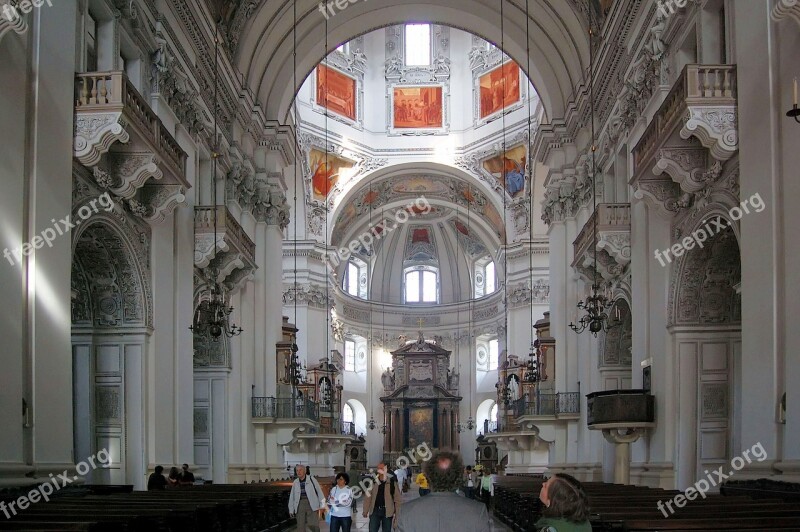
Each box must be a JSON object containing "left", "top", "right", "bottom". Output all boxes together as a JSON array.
[{"left": 669, "top": 225, "right": 741, "bottom": 326}]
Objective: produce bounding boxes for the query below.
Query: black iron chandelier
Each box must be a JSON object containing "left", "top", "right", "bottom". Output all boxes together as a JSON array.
[
  {"left": 190, "top": 21, "right": 242, "bottom": 341},
  {"left": 568, "top": 26, "right": 618, "bottom": 338}
]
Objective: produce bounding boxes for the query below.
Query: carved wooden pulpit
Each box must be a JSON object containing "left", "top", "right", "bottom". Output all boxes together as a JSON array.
[{"left": 380, "top": 332, "right": 462, "bottom": 464}]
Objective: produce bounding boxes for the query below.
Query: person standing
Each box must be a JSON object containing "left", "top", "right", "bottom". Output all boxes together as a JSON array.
[
  {"left": 463, "top": 465, "right": 477, "bottom": 499},
  {"left": 147, "top": 465, "right": 167, "bottom": 491},
  {"left": 396, "top": 451, "right": 489, "bottom": 532},
  {"left": 288, "top": 465, "right": 325, "bottom": 532},
  {"left": 327, "top": 472, "right": 354, "bottom": 532},
  {"left": 479, "top": 470, "right": 494, "bottom": 509},
  {"left": 415, "top": 470, "right": 430, "bottom": 496},
  {"left": 363, "top": 462, "right": 401, "bottom": 532},
  {"left": 394, "top": 465, "right": 407, "bottom": 493}
]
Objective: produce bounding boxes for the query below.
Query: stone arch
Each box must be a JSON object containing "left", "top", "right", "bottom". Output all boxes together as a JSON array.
[
  {"left": 667, "top": 222, "right": 741, "bottom": 490},
  {"left": 345, "top": 398, "right": 368, "bottom": 435},
  {"left": 235, "top": 0, "right": 590, "bottom": 122},
  {"left": 601, "top": 299, "right": 632, "bottom": 369},
  {"left": 70, "top": 206, "right": 152, "bottom": 487},
  {"left": 71, "top": 215, "right": 151, "bottom": 330},
  {"left": 191, "top": 280, "right": 233, "bottom": 369},
  {"left": 668, "top": 222, "right": 741, "bottom": 327}
]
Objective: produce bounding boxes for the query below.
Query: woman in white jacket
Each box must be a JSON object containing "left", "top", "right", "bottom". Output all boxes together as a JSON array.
[
  {"left": 288, "top": 465, "right": 325, "bottom": 532},
  {"left": 326, "top": 472, "right": 354, "bottom": 532}
]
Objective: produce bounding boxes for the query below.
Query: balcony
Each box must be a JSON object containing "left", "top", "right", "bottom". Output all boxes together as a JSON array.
[
  {"left": 586, "top": 389, "right": 655, "bottom": 426},
  {"left": 632, "top": 65, "right": 737, "bottom": 213},
  {"left": 513, "top": 392, "right": 581, "bottom": 418},
  {"left": 572, "top": 204, "right": 631, "bottom": 282},
  {"left": 483, "top": 391, "right": 581, "bottom": 456},
  {"left": 74, "top": 71, "right": 189, "bottom": 223},
  {"left": 251, "top": 397, "right": 319, "bottom": 423},
  {"left": 194, "top": 206, "right": 257, "bottom": 293}
]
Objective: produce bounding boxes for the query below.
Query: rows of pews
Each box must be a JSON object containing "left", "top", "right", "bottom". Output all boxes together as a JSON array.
[
  {"left": 494, "top": 476, "right": 800, "bottom": 531},
  {"left": 0, "top": 482, "right": 295, "bottom": 531}
]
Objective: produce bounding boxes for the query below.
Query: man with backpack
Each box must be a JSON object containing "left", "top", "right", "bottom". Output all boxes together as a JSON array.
[{"left": 363, "top": 462, "right": 401, "bottom": 531}]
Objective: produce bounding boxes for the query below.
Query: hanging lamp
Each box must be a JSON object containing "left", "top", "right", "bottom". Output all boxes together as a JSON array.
[
  {"left": 190, "top": 17, "right": 242, "bottom": 341},
  {"left": 568, "top": 21, "right": 619, "bottom": 337}
]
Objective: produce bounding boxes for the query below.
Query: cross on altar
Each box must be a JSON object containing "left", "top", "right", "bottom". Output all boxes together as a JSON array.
[{"left": 417, "top": 317, "right": 425, "bottom": 328}]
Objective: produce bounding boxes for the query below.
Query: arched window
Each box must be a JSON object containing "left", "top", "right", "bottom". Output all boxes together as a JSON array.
[
  {"left": 342, "top": 403, "right": 354, "bottom": 424},
  {"left": 489, "top": 402, "right": 498, "bottom": 423},
  {"left": 404, "top": 266, "right": 439, "bottom": 303}
]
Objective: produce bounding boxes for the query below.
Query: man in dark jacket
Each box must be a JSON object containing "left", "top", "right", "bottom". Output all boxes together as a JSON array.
[{"left": 397, "top": 451, "right": 489, "bottom": 532}]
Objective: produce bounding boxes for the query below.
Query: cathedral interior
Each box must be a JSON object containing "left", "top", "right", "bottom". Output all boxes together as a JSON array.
[{"left": 1, "top": 0, "right": 799, "bottom": 529}]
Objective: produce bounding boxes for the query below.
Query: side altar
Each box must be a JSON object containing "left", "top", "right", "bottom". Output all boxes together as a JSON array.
[{"left": 380, "top": 332, "right": 462, "bottom": 464}]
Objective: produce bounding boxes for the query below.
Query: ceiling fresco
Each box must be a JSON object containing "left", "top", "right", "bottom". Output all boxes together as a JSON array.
[{"left": 330, "top": 174, "right": 505, "bottom": 246}]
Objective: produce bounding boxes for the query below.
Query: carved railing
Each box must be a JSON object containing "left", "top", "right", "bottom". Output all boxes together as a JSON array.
[
  {"left": 195, "top": 206, "right": 256, "bottom": 265},
  {"left": 512, "top": 392, "right": 581, "bottom": 418},
  {"left": 633, "top": 64, "right": 738, "bottom": 173},
  {"left": 251, "top": 397, "right": 320, "bottom": 423},
  {"left": 75, "top": 71, "right": 187, "bottom": 182}
]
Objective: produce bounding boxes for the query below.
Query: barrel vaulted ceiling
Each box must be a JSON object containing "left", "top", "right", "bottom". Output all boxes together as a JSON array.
[{"left": 217, "top": 0, "right": 611, "bottom": 122}]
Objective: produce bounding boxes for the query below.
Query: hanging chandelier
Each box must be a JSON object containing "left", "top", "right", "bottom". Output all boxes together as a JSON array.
[
  {"left": 568, "top": 26, "right": 619, "bottom": 338},
  {"left": 523, "top": 341, "right": 540, "bottom": 383},
  {"left": 190, "top": 20, "right": 242, "bottom": 341},
  {"left": 190, "top": 278, "right": 243, "bottom": 339}
]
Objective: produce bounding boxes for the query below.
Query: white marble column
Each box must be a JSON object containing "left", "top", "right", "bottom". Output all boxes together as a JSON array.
[
  {"left": 732, "top": 0, "right": 782, "bottom": 468},
  {"left": 0, "top": 1, "right": 80, "bottom": 482}
]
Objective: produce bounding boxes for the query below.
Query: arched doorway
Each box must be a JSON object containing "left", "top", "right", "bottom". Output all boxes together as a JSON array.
[
  {"left": 71, "top": 205, "right": 152, "bottom": 487},
  {"left": 668, "top": 221, "right": 741, "bottom": 490}
]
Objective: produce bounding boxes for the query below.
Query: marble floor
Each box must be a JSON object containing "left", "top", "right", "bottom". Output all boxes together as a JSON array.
[{"left": 301, "top": 483, "right": 513, "bottom": 531}]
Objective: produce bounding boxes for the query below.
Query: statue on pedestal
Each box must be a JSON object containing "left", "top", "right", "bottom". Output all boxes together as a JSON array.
[{"left": 381, "top": 367, "right": 395, "bottom": 391}]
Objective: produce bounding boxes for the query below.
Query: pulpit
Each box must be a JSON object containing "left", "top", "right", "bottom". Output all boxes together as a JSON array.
[{"left": 380, "top": 332, "right": 462, "bottom": 464}]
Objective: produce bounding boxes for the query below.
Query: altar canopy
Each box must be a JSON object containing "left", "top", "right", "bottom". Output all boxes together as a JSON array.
[{"left": 380, "top": 333, "right": 462, "bottom": 463}]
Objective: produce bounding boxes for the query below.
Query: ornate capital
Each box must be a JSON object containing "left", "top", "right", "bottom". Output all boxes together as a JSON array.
[
  {"left": 283, "top": 284, "right": 331, "bottom": 310},
  {"left": 253, "top": 182, "right": 290, "bottom": 229}
]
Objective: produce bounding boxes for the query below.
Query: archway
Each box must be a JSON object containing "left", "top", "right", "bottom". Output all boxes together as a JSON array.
[
  {"left": 235, "top": 0, "right": 591, "bottom": 122},
  {"left": 668, "top": 221, "right": 741, "bottom": 490},
  {"left": 345, "top": 398, "right": 368, "bottom": 435},
  {"left": 71, "top": 208, "right": 152, "bottom": 488}
]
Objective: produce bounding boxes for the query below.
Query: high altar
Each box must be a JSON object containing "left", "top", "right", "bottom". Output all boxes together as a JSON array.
[{"left": 380, "top": 332, "right": 462, "bottom": 464}]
